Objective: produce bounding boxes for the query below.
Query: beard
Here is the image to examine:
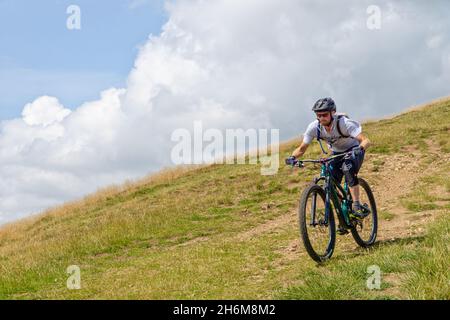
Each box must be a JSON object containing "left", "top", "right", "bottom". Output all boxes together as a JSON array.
[{"left": 319, "top": 118, "right": 333, "bottom": 126}]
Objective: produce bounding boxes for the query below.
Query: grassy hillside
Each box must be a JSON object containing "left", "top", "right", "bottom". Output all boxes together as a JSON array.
[{"left": 0, "top": 97, "right": 449, "bottom": 300}]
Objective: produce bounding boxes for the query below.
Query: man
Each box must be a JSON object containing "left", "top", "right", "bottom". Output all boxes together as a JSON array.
[{"left": 286, "top": 97, "right": 371, "bottom": 225}]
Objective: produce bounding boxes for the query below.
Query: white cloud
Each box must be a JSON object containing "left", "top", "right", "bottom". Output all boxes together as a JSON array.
[
  {"left": 22, "top": 96, "right": 71, "bottom": 127},
  {"left": 1, "top": 0, "right": 450, "bottom": 224}
]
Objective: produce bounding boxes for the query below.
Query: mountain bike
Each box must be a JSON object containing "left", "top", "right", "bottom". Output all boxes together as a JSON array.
[{"left": 288, "top": 151, "right": 378, "bottom": 262}]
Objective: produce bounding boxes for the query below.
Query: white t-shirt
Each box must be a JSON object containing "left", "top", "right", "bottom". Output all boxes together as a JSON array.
[{"left": 303, "top": 115, "right": 362, "bottom": 152}]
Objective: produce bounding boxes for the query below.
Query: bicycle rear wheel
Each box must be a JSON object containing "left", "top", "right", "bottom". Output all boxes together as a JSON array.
[
  {"left": 299, "top": 183, "right": 336, "bottom": 262},
  {"left": 350, "top": 178, "right": 378, "bottom": 247}
]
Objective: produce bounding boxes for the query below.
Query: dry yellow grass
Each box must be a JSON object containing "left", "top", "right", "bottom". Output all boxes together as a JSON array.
[{"left": 0, "top": 97, "right": 449, "bottom": 299}]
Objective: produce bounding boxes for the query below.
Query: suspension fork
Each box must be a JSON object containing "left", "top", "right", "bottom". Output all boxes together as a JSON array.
[
  {"left": 324, "top": 176, "right": 332, "bottom": 225},
  {"left": 311, "top": 175, "right": 326, "bottom": 226},
  {"left": 321, "top": 163, "right": 334, "bottom": 226},
  {"left": 310, "top": 190, "right": 317, "bottom": 226}
]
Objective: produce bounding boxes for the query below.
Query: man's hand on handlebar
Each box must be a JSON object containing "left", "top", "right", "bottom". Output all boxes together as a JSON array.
[
  {"left": 285, "top": 156, "right": 296, "bottom": 166},
  {"left": 285, "top": 156, "right": 304, "bottom": 168}
]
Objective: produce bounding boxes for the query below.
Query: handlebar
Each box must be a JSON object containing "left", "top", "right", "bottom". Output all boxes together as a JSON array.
[{"left": 289, "top": 150, "right": 355, "bottom": 168}]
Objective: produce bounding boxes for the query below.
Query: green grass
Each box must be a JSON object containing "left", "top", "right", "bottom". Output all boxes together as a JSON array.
[
  {"left": 379, "top": 210, "right": 395, "bottom": 221},
  {"left": 279, "top": 214, "right": 449, "bottom": 300},
  {"left": 400, "top": 162, "right": 450, "bottom": 213},
  {"left": 403, "top": 202, "right": 439, "bottom": 212},
  {"left": 0, "top": 97, "right": 449, "bottom": 300}
]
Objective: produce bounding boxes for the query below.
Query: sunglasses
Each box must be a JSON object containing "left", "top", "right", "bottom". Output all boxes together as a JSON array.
[{"left": 316, "top": 113, "right": 330, "bottom": 118}]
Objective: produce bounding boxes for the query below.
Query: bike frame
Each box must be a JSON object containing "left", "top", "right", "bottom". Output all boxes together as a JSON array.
[
  {"left": 314, "top": 161, "right": 352, "bottom": 228},
  {"left": 296, "top": 152, "right": 354, "bottom": 229}
]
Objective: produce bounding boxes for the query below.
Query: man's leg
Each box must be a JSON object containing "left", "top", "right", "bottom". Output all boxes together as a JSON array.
[
  {"left": 349, "top": 184, "right": 360, "bottom": 203},
  {"left": 342, "top": 160, "right": 360, "bottom": 201},
  {"left": 342, "top": 151, "right": 368, "bottom": 218}
]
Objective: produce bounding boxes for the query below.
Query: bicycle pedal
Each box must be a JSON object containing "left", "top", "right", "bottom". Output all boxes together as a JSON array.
[
  {"left": 349, "top": 213, "right": 361, "bottom": 220},
  {"left": 350, "top": 210, "right": 369, "bottom": 220}
]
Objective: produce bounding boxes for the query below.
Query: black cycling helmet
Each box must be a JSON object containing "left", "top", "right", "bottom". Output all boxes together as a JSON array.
[{"left": 312, "top": 97, "right": 336, "bottom": 112}]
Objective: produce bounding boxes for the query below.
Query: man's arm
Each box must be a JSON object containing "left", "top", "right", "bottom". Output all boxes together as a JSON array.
[
  {"left": 355, "top": 133, "right": 371, "bottom": 150},
  {"left": 292, "top": 141, "right": 310, "bottom": 158}
]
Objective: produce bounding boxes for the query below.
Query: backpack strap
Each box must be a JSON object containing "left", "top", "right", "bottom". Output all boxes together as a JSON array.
[
  {"left": 316, "top": 116, "right": 354, "bottom": 154},
  {"left": 336, "top": 115, "right": 351, "bottom": 139},
  {"left": 316, "top": 121, "right": 322, "bottom": 141},
  {"left": 316, "top": 116, "right": 350, "bottom": 140},
  {"left": 316, "top": 121, "right": 328, "bottom": 154}
]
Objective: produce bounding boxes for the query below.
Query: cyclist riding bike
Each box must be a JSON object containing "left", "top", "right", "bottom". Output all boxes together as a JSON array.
[{"left": 286, "top": 98, "right": 372, "bottom": 229}]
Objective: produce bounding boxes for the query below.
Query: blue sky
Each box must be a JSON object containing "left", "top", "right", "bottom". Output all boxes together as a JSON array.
[{"left": 0, "top": 0, "right": 167, "bottom": 119}]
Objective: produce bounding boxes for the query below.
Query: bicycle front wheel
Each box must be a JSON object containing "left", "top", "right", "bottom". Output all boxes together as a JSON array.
[{"left": 299, "top": 183, "right": 336, "bottom": 262}]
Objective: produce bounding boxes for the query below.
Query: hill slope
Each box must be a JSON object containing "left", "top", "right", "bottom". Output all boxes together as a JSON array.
[{"left": 0, "top": 98, "right": 449, "bottom": 299}]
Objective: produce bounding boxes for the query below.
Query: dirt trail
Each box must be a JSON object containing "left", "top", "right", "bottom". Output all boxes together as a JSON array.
[
  {"left": 366, "top": 153, "right": 423, "bottom": 240},
  {"left": 234, "top": 211, "right": 297, "bottom": 242},
  {"left": 367, "top": 140, "right": 449, "bottom": 241}
]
